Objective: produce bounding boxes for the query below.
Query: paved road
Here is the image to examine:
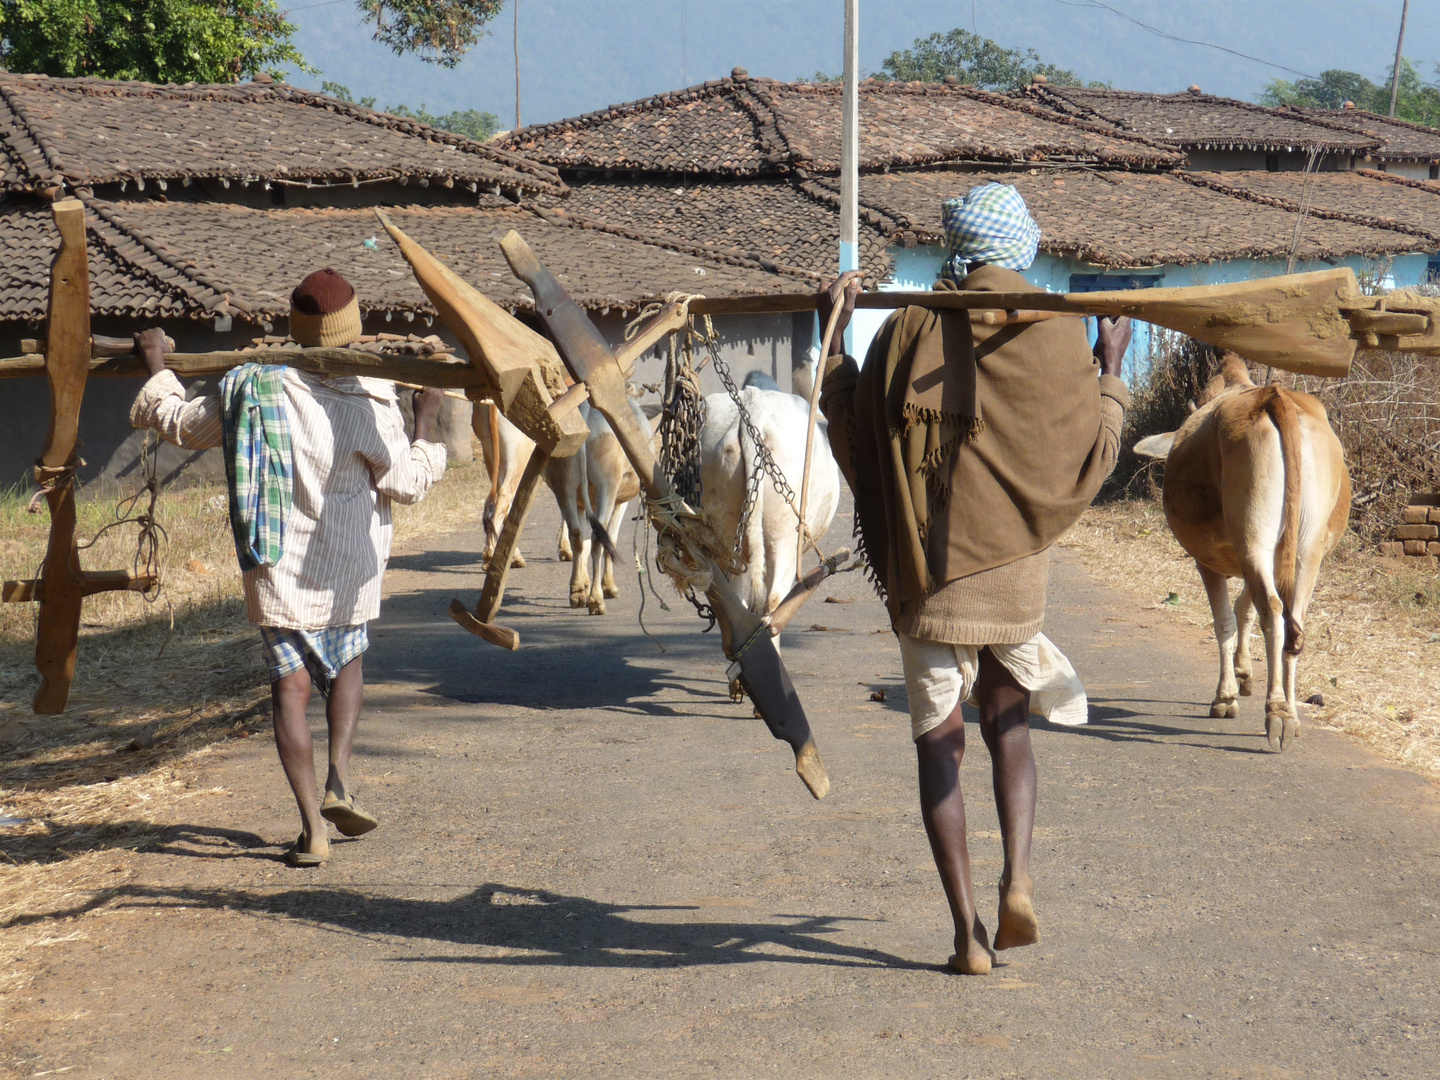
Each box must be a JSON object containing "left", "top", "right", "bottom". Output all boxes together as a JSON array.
[{"left": 6, "top": 496, "right": 1439, "bottom": 1079}]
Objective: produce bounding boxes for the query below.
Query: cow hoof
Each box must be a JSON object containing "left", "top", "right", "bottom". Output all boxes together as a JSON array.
[
  {"left": 1210, "top": 699, "right": 1238, "bottom": 719},
  {"left": 1236, "top": 673, "right": 1254, "bottom": 696},
  {"left": 1284, "top": 712, "right": 1302, "bottom": 747},
  {"left": 569, "top": 593, "right": 587, "bottom": 609},
  {"left": 728, "top": 678, "right": 745, "bottom": 703},
  {"left": 1265, "top": 704, "right": 1289, "bottom": 751},
  {"left": 587, "top": 598, "right": 606, "bottom": 616},
  {"left": 511, "top": 552, "right": 526, "bottom": 569},
  {"left": 602, "top": 582, "right": 619, "bottom": 599}
]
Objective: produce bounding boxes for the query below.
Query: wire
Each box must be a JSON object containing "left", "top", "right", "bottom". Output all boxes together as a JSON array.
[
  {"left": 1048, "top": 0, "right": 1319, "bottom": 80},
  {"left": 282, "top": 0, "right": 351, "bottom": 12}
]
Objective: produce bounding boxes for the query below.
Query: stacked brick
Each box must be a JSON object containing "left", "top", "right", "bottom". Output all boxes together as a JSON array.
[{"left": 1380, "top": 494, "right": 1440, "bottom": 567}]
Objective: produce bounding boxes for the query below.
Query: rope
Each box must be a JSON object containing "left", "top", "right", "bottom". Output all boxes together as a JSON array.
[
  {"left": 77, "top": 430, "right": 173, "bottom": 655},
  {"left": 27, "top": 458, "right": 85, "bottom": 514}
]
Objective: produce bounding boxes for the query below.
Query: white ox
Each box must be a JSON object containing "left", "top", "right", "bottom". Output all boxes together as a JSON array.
[
  {"left": 1134, "top": 354, "right": 1351, "bottom": 751},
  {"left": 699, "top": 372, "right": 840, "bottom": 633}
]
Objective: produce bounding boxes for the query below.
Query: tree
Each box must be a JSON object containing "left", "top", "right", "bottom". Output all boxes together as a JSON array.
[
  {"left": 356, "top": 0, "right": 506, "bottom": 68},
  {"left": 0, "top": 0, "right": 310, "bottom": 82},
  {"left": 1261, "top": 60, "right": 1440, "bottom": 128},
  {"left": 324, "top": 80, "right": 500, "bottom": 142},
  {"left": 877, "top": 28, "right": 1091, "bottom": 90}
]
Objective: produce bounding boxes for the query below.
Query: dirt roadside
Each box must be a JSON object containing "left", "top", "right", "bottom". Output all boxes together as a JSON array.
[{"left": 3, "top": 494, "right": 1439, "bottom": 1079}]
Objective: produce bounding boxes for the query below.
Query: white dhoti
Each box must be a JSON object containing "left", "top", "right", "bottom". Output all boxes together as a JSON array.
[{"left": 897, "top": 632, "right": 1089, "bottom": 740}]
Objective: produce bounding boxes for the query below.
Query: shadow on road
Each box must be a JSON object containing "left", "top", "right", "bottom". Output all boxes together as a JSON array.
[
  {"left": 1036, "top": 701, "right": 1272, "bottom": 754},
  {"left": 101, "top": 881, "right": 931, "bottom": 972}
]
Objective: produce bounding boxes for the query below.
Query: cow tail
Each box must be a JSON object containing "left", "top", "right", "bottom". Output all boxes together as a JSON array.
[
  {"left": 588, "top": 512, "right": 620, "bottom": 563},
  {"left": 1264, "top": 388, "right": 1305, "bottom": 655}
]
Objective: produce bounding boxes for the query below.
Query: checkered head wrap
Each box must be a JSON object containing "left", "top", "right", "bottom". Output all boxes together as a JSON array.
[{"left": 939, "top": 183, "right": 1041, "bottom": 283}]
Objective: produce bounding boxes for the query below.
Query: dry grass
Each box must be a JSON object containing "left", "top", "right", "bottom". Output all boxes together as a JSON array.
[
  {"left": 0, "top": 449, "right": 490, "bottom": 991},
  {"left": 1060, "top": 500, "right": 1440, "bottom": 784}
]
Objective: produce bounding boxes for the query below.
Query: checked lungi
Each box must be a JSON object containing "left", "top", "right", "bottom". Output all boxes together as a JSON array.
[{"left": 259, "top": 624, "right": 369, "bottom": 697}]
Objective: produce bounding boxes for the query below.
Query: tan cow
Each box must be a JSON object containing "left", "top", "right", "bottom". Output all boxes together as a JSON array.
[
  {"left": 1133, "top": 354, "right": 1351, "bottom": 751},
  {"left": 473, "top": 402, "right": 530, "bottom": 569}
]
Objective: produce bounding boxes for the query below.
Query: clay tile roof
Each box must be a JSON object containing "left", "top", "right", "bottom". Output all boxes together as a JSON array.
[
  {"left": 850, "top": 169, "right": 1432, "bottom": 268},
  {"left": 1019, "top": 85, "right": 1379, "bottom": 154},
  {"left": 1184, "top": 169, "right": 1440, "bottom": 245},
  {"left": 0, "top": 72, "right": 565, "bottom": 197},
  {"left": 499, "top": 75, "right": 1183, "bottom": 175},
  {"left": 0, "top": 196, "right": 812, "bottom": 325},
  {"left": 558, "top": 177, "right": 891, "bottom": 285},
  {"left": 1297, "top": 108, "right": 1440, "bottom": 162}
]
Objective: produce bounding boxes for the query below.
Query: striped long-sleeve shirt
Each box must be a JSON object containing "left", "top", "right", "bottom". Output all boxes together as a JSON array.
[{"left": 131, "top": 368, "right": 447, "bottom": 630}]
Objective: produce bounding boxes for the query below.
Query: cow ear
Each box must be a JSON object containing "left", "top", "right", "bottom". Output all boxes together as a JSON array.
[
  {"left": 639, "top": 401, "right": 664, "bottom": 420},
  {"left": 1132, "top": 432, "right": 1176, "bottom": 459}
]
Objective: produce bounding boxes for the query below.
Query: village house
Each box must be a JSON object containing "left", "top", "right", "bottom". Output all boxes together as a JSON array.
[
  {"left": 502, "top": 70, "right": 1440, "bottom": 365},
  {"left": 0, "top": 72, "right": 813, "bottom": 487}
]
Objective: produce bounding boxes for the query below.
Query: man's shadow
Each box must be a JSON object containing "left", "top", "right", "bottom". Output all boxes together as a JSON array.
[{"left": 104, "top": 881, "right": 932, "bottom": 972}]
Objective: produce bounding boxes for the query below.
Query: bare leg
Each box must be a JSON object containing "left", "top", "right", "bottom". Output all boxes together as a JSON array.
[
  {"left": 976, "top": 649, "right": 1039, "bottom": 951},
  {"left": 916, "top": 706, "right": 992, "bottom": 974},
  {"left": 323, "top": 656, "right": 364, "bottom": 801},
  {"left": 270, "top": 669, "right": 328, "bottom": 859}
]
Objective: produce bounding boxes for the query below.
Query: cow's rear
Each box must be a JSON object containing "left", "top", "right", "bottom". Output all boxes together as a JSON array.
[{"left": 1136, "top": 355, "right": 1350, "bottom": 750}]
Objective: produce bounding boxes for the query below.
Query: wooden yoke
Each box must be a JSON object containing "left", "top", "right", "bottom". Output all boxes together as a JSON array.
[
  {"left": 374, "top": 211, "right": 588, "bottom": 651},
  {"left": 2, "top": 200, "right": 155, "bottom": 713}
]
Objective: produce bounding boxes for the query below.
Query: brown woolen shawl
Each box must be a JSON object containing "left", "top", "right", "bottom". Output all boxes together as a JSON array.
[{"left": 842, "top": 264, "right": 1109, "bottom": 620}]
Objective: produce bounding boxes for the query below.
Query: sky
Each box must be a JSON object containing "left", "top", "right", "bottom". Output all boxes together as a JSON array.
[{"left": 279, "top": 0, "right": 1440, "bottom": 129}]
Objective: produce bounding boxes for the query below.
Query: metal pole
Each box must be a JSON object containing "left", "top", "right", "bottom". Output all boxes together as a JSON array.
[
  {"left": 514, "top": 0, "right": 522, "bottom": 130},
  {"left": 1389, "top": 0, "right": 1410, "bottom": 118},
  {"left": 839, "top": 0, "right": 859, "bottom": 277}
]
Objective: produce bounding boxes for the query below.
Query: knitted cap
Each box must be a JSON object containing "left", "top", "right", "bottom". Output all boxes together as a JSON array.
[{"left": 289, "top": 268, "right": 362, "bottom": 347}]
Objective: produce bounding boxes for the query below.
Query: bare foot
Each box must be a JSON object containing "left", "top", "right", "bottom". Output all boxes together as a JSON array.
[
  {"left": 947, "top": 917, "right": 995, "bottom": 975},
  {"left": 994, "top": 877, "right": 1039, "bottom": 950}
]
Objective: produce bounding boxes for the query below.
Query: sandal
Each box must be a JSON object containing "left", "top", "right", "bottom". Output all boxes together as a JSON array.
[
  {"left": 321, "top": 791, "right": 379, "bottom": 837},
  {"left": 285, "top": 832, "right": 327, "bottom": 868}
]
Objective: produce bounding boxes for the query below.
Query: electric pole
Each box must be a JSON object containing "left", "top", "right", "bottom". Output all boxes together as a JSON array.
[
  {"left": 1389, "top": 0, "right": 1410, "bottom": 118},
  {"left": 840, "top": 0, "right": 859, "bottom": 276},
  {"left": 514, "top": 0, "right": 521, "bottom": 130}
]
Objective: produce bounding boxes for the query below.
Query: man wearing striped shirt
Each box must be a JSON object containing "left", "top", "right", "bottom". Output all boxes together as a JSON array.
[{"left": 130, "top": 269, "right": 448, "bottom": 867}]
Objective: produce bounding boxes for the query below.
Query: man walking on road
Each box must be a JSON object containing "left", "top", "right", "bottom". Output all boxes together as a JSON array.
[
  {"left": 817, "top": 184, "right": 1131, "bottom": 972},
  {"left": 129, "top": 269, "right": 448, "bottom": 867}
]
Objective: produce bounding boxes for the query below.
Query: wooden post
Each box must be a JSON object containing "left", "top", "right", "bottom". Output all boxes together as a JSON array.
[
  {"left": 31, "top": 200, "right": 95, "bottom": 714},
  {"left": 0, "top": 201, "right": 161, "bottom": 713}
]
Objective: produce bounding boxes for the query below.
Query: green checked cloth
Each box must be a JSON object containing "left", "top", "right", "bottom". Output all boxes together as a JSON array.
[{"left": 220, "top": 364, "right": 293, "bottom": 571}]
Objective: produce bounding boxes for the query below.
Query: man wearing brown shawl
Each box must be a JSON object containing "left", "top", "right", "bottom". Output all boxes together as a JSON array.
[{"left": 816, "top": 186, "right": 1130, "bottom": 973}]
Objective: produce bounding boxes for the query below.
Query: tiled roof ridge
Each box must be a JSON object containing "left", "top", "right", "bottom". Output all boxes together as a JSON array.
[
  {"left": 1024, "top": 84, "right": 1382, "bottom": 150},
  {"left": 503, "top": 75, "right": 747, "bottom": 143},
  {"left": 270, "top": 84, "right": 564, "bottom": 191},
  {"left": 0, "top": 72, "right": 565, "bottom": 195},
  {"left": 84, "top": 197, "right": 245, "bottom": 314},
  {"left": 1353, "top": 167, "right": 1440, "bottom": 193},
  {"left": 0, "top": 78, "right": 63, "bottom": 186},
  {"left": 780, "top": 79, "right": 1182, "bottom": 164},
  {"left": 792, "top": 175, "right": 910, "bottom": 238},
  {"left": 1314, "top": 107, "right": 1440, "bottom": 136},
  {"left": 527, "top": 201, "right": 822, "bottom": 283},
  {"left": 733, "top": 79, "right": 808, "bottom": 167},
  {"left": 1178, "top": 171, "right": 1440, "bottom": 245}
]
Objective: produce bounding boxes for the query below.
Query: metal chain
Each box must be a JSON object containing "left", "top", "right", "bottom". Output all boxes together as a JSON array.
[
  {"left": 697, "top": 326, "right": 824, "bottom": 562},
  {"left": 657, "top": 331, "right": 705, "bottom": 508}
]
